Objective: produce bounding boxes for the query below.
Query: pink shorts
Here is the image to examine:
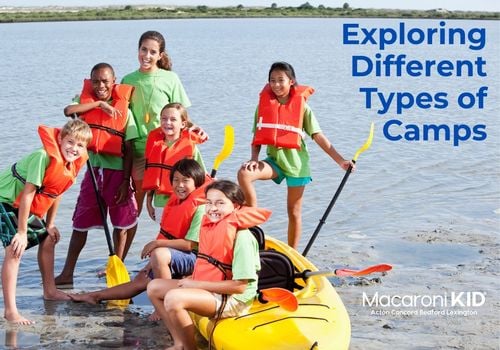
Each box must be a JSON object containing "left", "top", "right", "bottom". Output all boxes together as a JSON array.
[{"left": 72, "top": 167, "right": 138, "bottom": 231}]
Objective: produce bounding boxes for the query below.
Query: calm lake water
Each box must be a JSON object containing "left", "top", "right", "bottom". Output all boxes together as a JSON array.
[{"left": 0, "top": 17, "right": 498, "bottom": 349}]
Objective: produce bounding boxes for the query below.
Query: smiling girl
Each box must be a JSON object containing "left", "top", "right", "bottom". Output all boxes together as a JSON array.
[
  {"left": 142, "top": 103, "right": 206, "bottom": 221},
  {"left": 238, "top": 61, "right": 354, "bottom": 249},
  {"left": 147, "top": 180, "right": 271, "bottom": 350}
]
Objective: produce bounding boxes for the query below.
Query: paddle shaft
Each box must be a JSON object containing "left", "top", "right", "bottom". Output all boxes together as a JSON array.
[
  {"left": 302, "top": 162, "right": 354, "bottom": 257},
  {"left": 86, "top": 158, "right": 115, "bottom": 256},
  {"left": 295, "top": 263, "right": 392, "bottom": 279}
]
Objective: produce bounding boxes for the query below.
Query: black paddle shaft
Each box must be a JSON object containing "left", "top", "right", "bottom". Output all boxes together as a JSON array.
[
  {"left": 302, "top": 163, "right": 354, "bottom": 257},
  {"left": 87, "top": 158, "right": 115, "bottom": 256}
]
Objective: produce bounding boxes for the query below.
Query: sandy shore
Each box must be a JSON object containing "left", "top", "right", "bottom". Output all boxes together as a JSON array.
[{"left": 1, "top": 225, "right": 498, "bottom": 349}]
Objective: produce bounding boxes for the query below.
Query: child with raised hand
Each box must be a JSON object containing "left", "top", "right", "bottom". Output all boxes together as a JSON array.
[
  {"left": 238, "top": 61, "right": 354, "bottom": 249},
  {"left": 0, "top": 119, "right": 92, "bottom": 325},
  {"left": 55, "top": 63, "right": 139, "bottom": 286},
  {"left": 69, "top": 159, "right": 209, "bottom": 314},
  {"left": 142, "top": 102, "right": 206, "bottom": 221},
  {"left": 147, "top": 180, "right": 271, "bottom": 350}
]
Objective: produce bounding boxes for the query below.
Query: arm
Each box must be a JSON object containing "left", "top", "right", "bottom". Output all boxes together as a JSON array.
[
  {"left": 178, "top": 278, "right": 248, "bottom": 295},
  {"left": 64, "top": 100, "right": 122, "bottom": 118},
  {"left": 140, "top": 238, "right": 193, "bottom": 259},
  {"left": 10, "top": 183, "right": 37, "bottom": 257},
  {"left": 312, "top": 132, "right": 354, "bottom": 171},
  {"left": 241, "top": 144, "right": 262, "bottom": 171},
  {"left": 145, "top": 190, "right": 156, "bottom": 221},
  {"left": 115, "top": 139, "right": 134, "bottom": 204},
  {"left": 44, "top": 196, "right": 62, "bottom": 244}
]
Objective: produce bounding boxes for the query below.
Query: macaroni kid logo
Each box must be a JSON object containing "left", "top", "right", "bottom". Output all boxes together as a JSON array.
[{"left": 362, "top": 291, "right": 486, "bottom": 317}]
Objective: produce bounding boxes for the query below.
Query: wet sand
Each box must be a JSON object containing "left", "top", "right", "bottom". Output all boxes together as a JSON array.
[{"left": 0, "top": 224, "right": 498, "bottom": 349}]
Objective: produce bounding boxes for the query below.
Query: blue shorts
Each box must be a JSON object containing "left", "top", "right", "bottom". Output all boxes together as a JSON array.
[
  {"left": 148, "top": 248, "right": 196, "bottom": 279},
  {"left": 264, "top": 157, "right": 312, "bottom": 187}
]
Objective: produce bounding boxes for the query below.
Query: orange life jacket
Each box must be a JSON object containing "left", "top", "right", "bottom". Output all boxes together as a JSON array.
[
  {"left": 156, "top": 174, "right": 212, "bottom": 241},
  {"left": 13, "top": 126, "right": 87, "bottom": 218},
  {"left": 192, "top": 207, "right": 271, "bottom": 281},
  {"left": 252, "top": 84, "right": 315, "bottom": 149},
  {"left": 142, "top": 129, "right": 203, "bottom": 196},
  {"left": 80, "top": 79, "right": 133, "bottom": 157}
]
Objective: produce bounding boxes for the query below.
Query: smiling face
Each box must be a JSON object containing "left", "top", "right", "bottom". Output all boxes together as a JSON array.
[
  {"left": 138, "top": 38, "right": 162, "bottom": 73},
  {"left": 269, "top": 69, "right": 295, "bottom": 102},
  {"left": 160, "top": 107, "right": 186, "bottom": 141},
  {"left": 91, "top": 67, "right": 115, "bottom": 101},
  {"left": 171, "top": 170, "right": 196, "bottom": 201},
  {"left": 205, "top": 188, "right": 236, "bottom": 223},
  {"left": 58, "top": 134, "right": 87, "bottom": 163}
]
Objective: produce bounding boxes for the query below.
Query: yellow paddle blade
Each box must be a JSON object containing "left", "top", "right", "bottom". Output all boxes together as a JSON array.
[
  {"left": 353, "top": 122, "right": 375, "bottom": 162},
  {"left": 106, "top": 255, "right": 130, "bottom": 288},
  {"left": 212, "top": 125, "right": 235, "bottom": 172}
]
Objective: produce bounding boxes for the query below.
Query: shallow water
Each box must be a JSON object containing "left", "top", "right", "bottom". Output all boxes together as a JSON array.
[{"left": 0, "top": 17, "right": 498, "bottom": 349}]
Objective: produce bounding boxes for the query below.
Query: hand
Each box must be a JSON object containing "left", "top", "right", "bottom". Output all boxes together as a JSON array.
[
  {"left": 47, "top": 226, "right": 61, "bottom": 244},
  {"left": 10, "top": 232, "right": 28, "bottom": 258},
  {"left": 340, "top": 159, "right": 355, "bottom": 172},
  {"left": 100, "top": 101, "right": 122, "bottom": 119},
  {"left": 115, "top": 181, "right": 130, "bottom": 205},
  {"left": 177, "top": 276, "right": 196, "bottom": 288},
  {"left": 141, "top": 241, "right": 157, "bottom": 259},
  {"left": 146, "top": 201, "right": 156, "bottom": 221},
  {"left": 189, "top": 125, "right": 209, "bottom": 142},
  {"left": 241, "top": 160, "right": 259, "bottom": 171}
]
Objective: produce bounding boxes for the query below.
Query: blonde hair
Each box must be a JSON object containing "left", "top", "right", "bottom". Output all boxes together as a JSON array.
[
  {"left": 60, "top": 119, "right": 93, "bottom": 145},
  {"left": 161, "top": 102, "right": 193, "bottom": 129}
]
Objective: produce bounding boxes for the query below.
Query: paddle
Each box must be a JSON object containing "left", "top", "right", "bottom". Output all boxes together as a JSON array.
[
  {"left": 259, "top": 287, "right": 298, "bottom": 312},
  {"left": 295, "top": 263, "right": 392, "bottom": 279},
  {"left": 72, "top": 114, "right": 130, "bottom": 288},
  {"left": 210, "top": 125, "right": 235, "bottom": 178},
  {"left": 302, "top": 122, "right": 375, "bottom": 257}
]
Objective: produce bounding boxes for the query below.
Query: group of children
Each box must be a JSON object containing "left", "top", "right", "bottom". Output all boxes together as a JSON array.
[{"left": 0, "top": 30, "right": 353, "bottom": 350}]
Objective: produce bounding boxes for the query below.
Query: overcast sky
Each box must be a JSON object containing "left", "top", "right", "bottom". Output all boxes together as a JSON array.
[{"left": 1, "top": 0, "right": 499, "bottom": 12}]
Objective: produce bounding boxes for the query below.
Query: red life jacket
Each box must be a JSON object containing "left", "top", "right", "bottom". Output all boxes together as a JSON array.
[
  {"left": 13, "top": 126, "right": 87, "bottom": 218},
  {"left": 252, "top": 84, "right": 314, "bottom": 149},
  {"left": 80, "top": 79, "right": 133, "bottom": 157},
  {"left": 156, "top": 174, "right": 212, "bottom": 241},
  {"left": 142, "top": 129, "right": 203, "bottom": 196},
  {"left": 192, "top": 207, "right": 271, "bottom": 281}
]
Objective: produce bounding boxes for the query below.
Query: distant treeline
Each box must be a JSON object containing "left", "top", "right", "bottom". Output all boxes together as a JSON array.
[{"left": 0, "top": 4, "right": 498, "bottom": 23}]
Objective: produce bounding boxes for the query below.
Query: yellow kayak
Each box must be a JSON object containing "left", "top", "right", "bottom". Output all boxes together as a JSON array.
[{"left": 192, "top": 235, "right": 351, "bottom": 350}]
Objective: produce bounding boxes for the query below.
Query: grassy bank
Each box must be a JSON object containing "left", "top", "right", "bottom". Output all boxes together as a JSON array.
[{"left": 0, "top": 5, "right": 498, "bottom": 23}]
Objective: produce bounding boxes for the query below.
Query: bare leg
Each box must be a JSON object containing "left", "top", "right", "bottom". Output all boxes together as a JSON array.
[
  {"left": 2, "top": 246, "right": 34, "bottom": 325},
  {"left": 38, "top": 236, "right": 70, "bottom": 301},
  {"left": 163, "top": 288, "right": 217, "bottom": 350},
  {"left": 70, "top": 268, "right": 150, "bottom": 304},
  {"left": 237, "top": 161, "right": 276, "bottom": 207},
  {"left": 149, "top": 247, "right": 173, "bottom": 280},
  {"left": 134, "top": 179, "right": 146, "bottom": 216},
  {"left": 121, "top": 223, "right": 137, "bottom": 261},
  {"left": 113, "top": 227, "right": 128, "bottom": 261},
  {"left": 286, "top": 186, "right": 305, "bottom": 249},
  {"left": 55, "top": 230, "right": 87, "bottom": 285}
]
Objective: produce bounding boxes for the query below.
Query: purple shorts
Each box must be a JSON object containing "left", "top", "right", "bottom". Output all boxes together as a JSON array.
[{"left": 72, "top": 167, "right": 138, "bottom": 231}]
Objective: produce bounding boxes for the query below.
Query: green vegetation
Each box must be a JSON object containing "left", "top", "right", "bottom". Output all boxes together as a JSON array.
[{"left": 0, "top": 4, "right": 498, "bottom": 23}]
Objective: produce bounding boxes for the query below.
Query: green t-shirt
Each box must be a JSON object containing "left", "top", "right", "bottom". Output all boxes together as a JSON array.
[
  {"left": 253, "top": 103, "right": 321, "bottom": 178},
  {"left": 184, "top": 204, "right": 205, "bottom": 243},
  {"left": 121, "top": 69, "right": 191, "bottom": 157},
  {"left": 232, "top": 229, "right": 261, "bottom": 304},
  {"left": 152, "top": 146, "right": 206, "bottom": 208},
  {"left": 0, "top": 149, "right": 49, "bottom": 204},
  {"left": 72, "top": 98, "right": 139, "bottom": 170}
]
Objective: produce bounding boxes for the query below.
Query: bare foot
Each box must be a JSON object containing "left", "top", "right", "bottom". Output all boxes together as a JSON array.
[
  {"left": 54, "top": 274, "right": 73, "bottom": 286},
  {"left": 4, "top": 311, "right": 35, "bottom": 325},
  {"left": 165, "top": 346, "right": 183, "bottom": 350},
  {"left": 69, "top": 292, "right": 99, "bottom": 305},
  {"left": 43, "top": 289, "right": 71, "bottom": 301},
  {"left": 147, "top": 310, "right": 161, "bottom": 322}
]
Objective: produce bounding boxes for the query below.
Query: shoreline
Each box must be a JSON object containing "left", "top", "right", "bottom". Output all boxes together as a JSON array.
[{"left": 0, "top": 5, "right": 498, "bottom": 23}]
